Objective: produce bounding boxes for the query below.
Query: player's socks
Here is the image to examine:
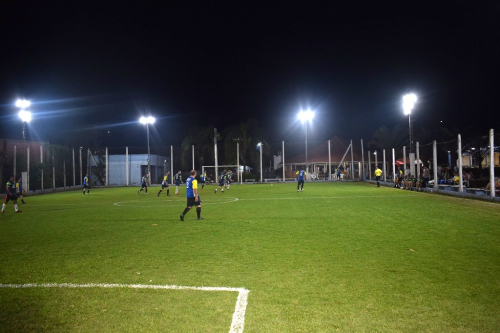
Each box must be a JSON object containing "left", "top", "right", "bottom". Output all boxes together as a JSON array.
[
  {"left": 21, "top": 200, "right": 26, "bottom": 204},
  {"left": 214, "top": 188, "right": 217, "bottom": 193},
  {"left": 158, "top": 191, "right": 161, "bottom": 196},
  {"left": 14, "top": 204, "right": 18, "bottom": 212},
  {"left": 196, "top": 207, "right": 201, "bottom": 219},
  {"left": 167, "top": 189, "right": 170, "bottom": 196},
  {"left": 182, "top": 207, "right": 190, "bottom": 217},
  {"left": 202, "top": 184, "right": 204, "bottom": 189},
  {"left": 1, "top": 203, "right": 5, "bottom": 212}
]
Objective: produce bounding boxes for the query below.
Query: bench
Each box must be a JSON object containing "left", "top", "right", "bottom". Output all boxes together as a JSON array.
[
  {"left": 264, "top": 179, "right": 281, "bottom": 183},
  {"left": 244, "top": 179, "right": 256, "bottom": 183},
  {"left": 467, "top": 188, "right": 486, "bottom": 195}
]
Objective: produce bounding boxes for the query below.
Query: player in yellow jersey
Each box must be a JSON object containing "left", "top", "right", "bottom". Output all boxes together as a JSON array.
[
  {"left": 158, "top": 171, "right": 171, "bottom": 197},
  {"left": 374, "top": 166, "right": 383, "bottom": 187}
]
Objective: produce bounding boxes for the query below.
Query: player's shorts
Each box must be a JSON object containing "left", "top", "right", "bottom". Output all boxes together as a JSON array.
[
  {"left": 162, "top": 183, "right": 169, "bottom": 189},
  {"left": 187, "top": 196, "right": 201, "bottom": 207},
  {"left": 83, "top": 184, "right": 90, "bottom": 189},
  {"left": 175, "top": 181, "right": 181, "bottom": 186},
  {"left": 200, "top": 179, "right": 205, "bottom": 184},
  {"left": 141, "top": 183, "right": 147, "bottom": 188},
  {"left": 226, "top": 179, "right": 232, "bottom": 184},
  {"left": 298, "top": 180, "right": 304, "bottom": 186},
  {"left": 219, "top": 180, "right": 224, "bottom": 186},
  {"left": 4, "top": 194, "right": 17, "bottom": 203},
  {"left": 376, "top": 176, "right": 381, "bottom": 181}
]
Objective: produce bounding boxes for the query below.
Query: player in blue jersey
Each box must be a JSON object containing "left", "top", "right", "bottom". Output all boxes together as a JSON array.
[
  {"left": 296, "top": 168, "right": 307, "bottom": 192},
  {"left": 214, "top": 172, "right": 226, "bottom": 193},
  {"left": 83, "top": 174, "right": 90, "bottom": 195},
  {"left": 138, "top": 173, "right": 149, "bottom": 194},
  {"left": 174, "top": 171, "right": 183, "bottom": 195},
  {"left": 200, "top": 171, "right": 207, "bottom": 190},
  {"left": 226, "top": 170, "right": 233, "bottom": 189},
  {"left": 158, "top": 171, "right": 171, "bottom": 197},
  {"left": 180, "top": 170, "right": 203, "bottom": 221},
  {"left": 1, "top": 176, "right": 22, "bottom": 214},
  {"left": 16, "top": 177, "right": 26, "bottom": 204}
]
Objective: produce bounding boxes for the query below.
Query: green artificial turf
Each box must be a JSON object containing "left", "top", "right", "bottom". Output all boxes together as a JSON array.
[{"left": 1, "top": 182, "right": 499, "bottom": 332}]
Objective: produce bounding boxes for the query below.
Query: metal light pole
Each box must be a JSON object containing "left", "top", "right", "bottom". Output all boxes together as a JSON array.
[
  {"left": 298, "top": 109, "right": 315, "bottom": 175},
  {"left": 403, "top": 94, "right": 417, "bottom": 154},
  {"left": 140, "top": 116, "right": 155, "bottom": 178}
]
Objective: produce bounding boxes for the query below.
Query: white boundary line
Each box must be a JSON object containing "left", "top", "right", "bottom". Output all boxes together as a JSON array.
[
  {"left": 113, "top": 197, "right": 239, "bottom": 207},
  {"left": 0, "top": 283, "right": 249, "bottom": 333}
]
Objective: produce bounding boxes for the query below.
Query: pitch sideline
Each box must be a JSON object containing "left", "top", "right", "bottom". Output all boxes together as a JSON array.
[{"left": 0, "top": 283, "right": 249, "bottom": 333}]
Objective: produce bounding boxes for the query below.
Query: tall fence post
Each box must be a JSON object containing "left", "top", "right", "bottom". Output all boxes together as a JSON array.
[
  {"left": 350, "top": 139, "right": 354, "bottom": 179},
  {"left": 13, "top": 145, "right": 16, "bottom": 180},
  {"left": 170, "top": 145, "right": 174, "bottom": 185},
  {"left": 433, "top": 140, "right": 438, "bottom": 190},
  {"left": 328, "top": 140, "right": 331, "bottom": 181},
  {"left": 79, "top": 147, "right": 82, "bottom": 185},
  {"left": 192, "top": 144, "right": 195, "bottom": 171},
  {"left": 416, "top": 141, "right": 420, "bottom": 178},
  {"left": 392, "top": 148, "right": 396, "bottom": 181},
  {"left": 458, "top": 134, "right": 463, "bottom": 193},
  {"left": 125, "top": 146, "right": 129, "bottom": 186},
  {"left": 52, "top": 149, "right": 55, "bottom": 189},
  {"left": 237, "top": 142, "right": 241, "bottom": 184},
  {"left": 368, "top": 150, "right": 371, "bottom": 180},
  {"left": 72, "top": 148, "right": 75, "bottom": 187},
  {"left": 282, "top": 141, "right": 285, "bottom": 182},
  {"left": 361, "top": 139, "right": 364, "bottom": 180},
  {"left": 63, "top": 160, "right": 66, "bottom": 189},
  {"left": 383, "top": 149, "right": 387, "bottom": 183},
  {"left": 40, "top": 145, "right": 44, "bottom": 192},
  {"left": 27, "top": 146, "right": 30, "bottom": 192},
  {"left": 106, "top": 147, "right": 109, "bottom": 187},
  {"left": 214, "top": 128, "right": 218, "bottom": 181},
  {"left": 490, "top": 129, "right": 495, "bottom": 198}
]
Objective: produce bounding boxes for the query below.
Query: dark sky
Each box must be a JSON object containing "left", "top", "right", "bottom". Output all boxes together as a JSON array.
[{"left": 1, "top": 2, "right": 499, "bottom": 148}]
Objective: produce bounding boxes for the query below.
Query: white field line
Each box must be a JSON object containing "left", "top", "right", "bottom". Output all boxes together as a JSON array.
[
  {"left": 113, "top": 197, "right": 239, "bottom": 207},
  {"left": 236, "top": 194, "right": 415, "bottom": 201},
  {"left": 0, "top": 283, "right": 249, "bottom": 333}
]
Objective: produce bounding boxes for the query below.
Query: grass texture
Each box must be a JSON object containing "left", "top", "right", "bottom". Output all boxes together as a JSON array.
[{"left": 1, "top": 182, "right": 499, "bottom": 332}]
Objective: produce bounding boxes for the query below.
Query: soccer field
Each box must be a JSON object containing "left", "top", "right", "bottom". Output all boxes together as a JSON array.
[{"left": 1, "top": 182, "right": 499, "bottom": 332}]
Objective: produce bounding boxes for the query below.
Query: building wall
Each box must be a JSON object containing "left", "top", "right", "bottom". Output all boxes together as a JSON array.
[{"left": 104, "top": 154, "right": 168, "bottom": 186}]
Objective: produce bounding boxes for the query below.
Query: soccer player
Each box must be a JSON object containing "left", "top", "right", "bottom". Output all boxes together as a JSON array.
[
  {"left": 83, "top": 173, "right": 90, "bottom": 195},
  {"left": 180, "top": 170, "right": 203, "bottom": 221},
  {"left": 1, "top": 176, "right": 22, "bottom": 214},
  {"left": 214, "top": 172, "right": 226, "bottom": 193},
  {"left": 374, "top": 166, "right": 383, "bottom": 187},
  {"left": 16, "top": 177, "right": 26, "bottom": 204},
  {"left": 226, "top": 170, "right": 233, "bottom": 189},
  {"left": 138, "top": 173, "right": 149, "bottom": 194},
  {"left": 158, "top": 171, "right": 171, "bottom": 197},
  {"left": 296, "top": 168, "right": 307, "bottom": 192},
  {"left": 174, "top": 171, "right": 183, "bottom": 195},
  {"left": 200, "top": 170, "right": 207, "bottom": 190}
]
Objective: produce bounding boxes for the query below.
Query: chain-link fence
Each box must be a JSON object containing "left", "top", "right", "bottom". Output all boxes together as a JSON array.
[{"left": 1, "top": 129, "right": 497, "bottom": 198}]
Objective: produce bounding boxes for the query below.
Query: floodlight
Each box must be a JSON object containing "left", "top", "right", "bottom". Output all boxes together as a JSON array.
[
  {"left": 402, "top": 93, "right": 417, "bottom": 115},
  {"left": 18, "top": 110, "right": 32, "bottom": 123},
  {"left": 139, "top": 116, "right": 155, "bottom": 124},
  {"left": 298, "top": 109, "right": 315, "bottom": 123},
  {"left": 16, "top": 99, "right": 31, "bottom": 109}
]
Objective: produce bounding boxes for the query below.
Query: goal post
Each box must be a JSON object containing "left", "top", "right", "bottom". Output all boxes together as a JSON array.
[{"left": 202, "top": 165, "right": 242, "bottom": 184}]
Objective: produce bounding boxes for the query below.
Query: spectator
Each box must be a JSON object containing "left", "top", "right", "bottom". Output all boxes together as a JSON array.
[
  {"left": 416, "top": 174, "right": 424, "bottom": 192},
  {"left": 485, "top": 178, "right": 500, "bottom": 191},
  {"left": 422, "top": 166, "right": 430, "bottom": 188}
]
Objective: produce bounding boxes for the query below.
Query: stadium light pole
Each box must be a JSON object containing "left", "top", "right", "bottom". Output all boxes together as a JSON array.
[
  {"left": 140, "top": 116, "right": 155, "bottom": 177},
  {"left": 16, "top": 99, "right": 32, "bottom": 141},
  {"left": 403, "top": 94, "right": 417, "bottom": 154},
  {"left": 298, "top": 109, "right": 315, "bottom": 175}
]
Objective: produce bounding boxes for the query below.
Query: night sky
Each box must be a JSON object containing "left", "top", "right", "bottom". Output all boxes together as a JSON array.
[{"left": 1, "top": 2, "right": 499, "bottom": 148}]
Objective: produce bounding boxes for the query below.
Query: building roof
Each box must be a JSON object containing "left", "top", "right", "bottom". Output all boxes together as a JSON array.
[{"left": 286, "top": 136, "right": 363, "bottom": 164}]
